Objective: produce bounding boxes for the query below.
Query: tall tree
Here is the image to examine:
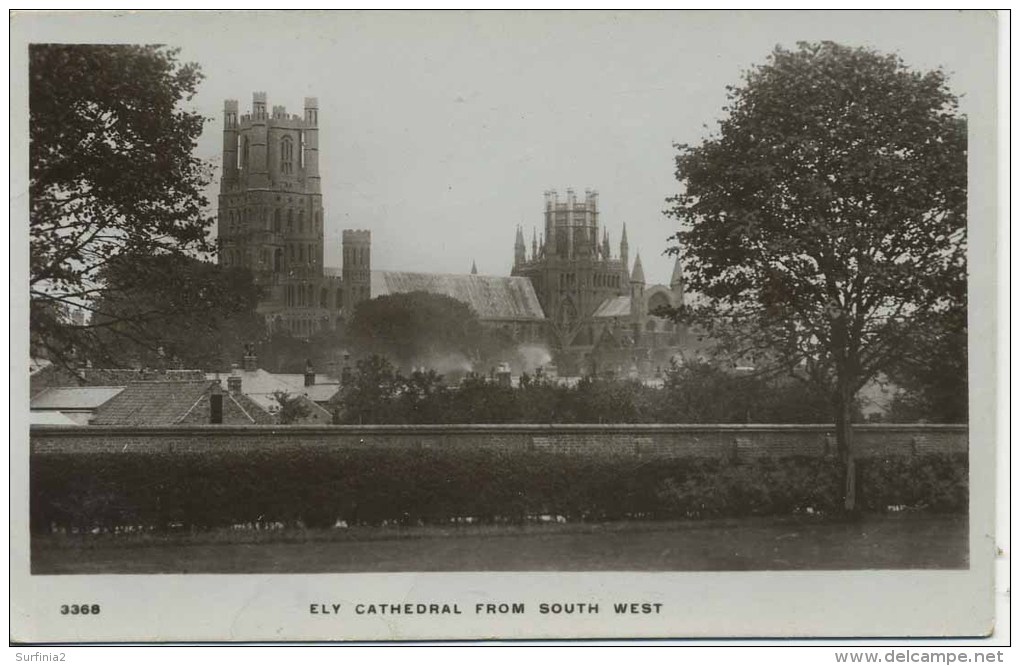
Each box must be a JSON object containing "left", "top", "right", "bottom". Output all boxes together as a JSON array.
[
  {"left": 884, "top": 286, "right": 968, "bottom": 423},
  {"left": 89, "top": 254, "right": 266, "bottom": 371},
  {"left": 29, "top": 44, "right": 213, "bottom": 369},
  {"left": 347, "top": 291, "right": 515, "bottom": 374},
  {"left": 664, "top": 42, "right": 967, "bottom": 511}
]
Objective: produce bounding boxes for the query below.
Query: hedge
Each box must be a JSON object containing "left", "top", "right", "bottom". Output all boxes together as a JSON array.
[{"left": 29, "top": 449, "right": 968, "bottom": 533}]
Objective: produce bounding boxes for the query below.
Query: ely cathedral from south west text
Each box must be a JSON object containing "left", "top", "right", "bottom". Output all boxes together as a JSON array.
[{"left": 217, "top": 93, "right": 699, "bottom": 377}]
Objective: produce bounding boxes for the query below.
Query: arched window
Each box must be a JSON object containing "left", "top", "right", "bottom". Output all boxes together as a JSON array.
[{"left": 280, "top": 136, "right": 294, "bottom": 174}]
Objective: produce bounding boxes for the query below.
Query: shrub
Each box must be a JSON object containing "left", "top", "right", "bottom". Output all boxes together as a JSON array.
[{"left": 30, "top": 449, "right": 967, "bottom": 534}]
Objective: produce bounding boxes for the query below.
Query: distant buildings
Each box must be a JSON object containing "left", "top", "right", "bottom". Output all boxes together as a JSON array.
[
  {"left": 29, "top": 353, "right": 338, "bottom": 426},
  {"left": 216, "top": 92, "right": 702, "bottom": 378},
  {"left": 90, "top": 379, "right": 274, "bottom": 426},
  {"left": 30, "top": 386, "right": 124, "bottom": 425},
  {"left": 205, "top": 350, "right": 335, "bottom": 424}
]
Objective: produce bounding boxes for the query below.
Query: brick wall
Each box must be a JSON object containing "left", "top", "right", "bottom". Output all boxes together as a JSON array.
[{"left": 29, "top": 424, "right": 968, "bottom": 458}]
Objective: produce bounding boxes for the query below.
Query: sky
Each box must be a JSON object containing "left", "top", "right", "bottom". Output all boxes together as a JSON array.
[{"left": 15, "top": 10, "right": 996, "bottom": 286}]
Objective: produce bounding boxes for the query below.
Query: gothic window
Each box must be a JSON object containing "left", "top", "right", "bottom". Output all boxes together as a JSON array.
[
  {"left": 299, "top": 210, "right": 304, "bottom": 232},
  {"left": 287, "top": 209, "right": 294, "bottom": 231},
  {"left": 281, "top": 135, "right": 294, "bottom": 174},
  {"left": 242, "top": 136, "right": 250, "bottom": 169},
  {"left": 274, "top": 248, "right": 283, "bottom": 273},
  {"left": 273, "top": 209, "right": 281, "bottom": 233},
  {"left": 299, "top": 245, "right": 305, "bottom": 262}
]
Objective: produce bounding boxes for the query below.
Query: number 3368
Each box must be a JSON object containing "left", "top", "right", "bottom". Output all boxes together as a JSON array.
[{"left": 61, "top": 604, "right": 100, "bottom": 615}]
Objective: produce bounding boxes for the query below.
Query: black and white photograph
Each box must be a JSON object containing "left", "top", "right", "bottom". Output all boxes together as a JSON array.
[{"left": 12, "top": 9, "right": 1002, "bottom": 643}]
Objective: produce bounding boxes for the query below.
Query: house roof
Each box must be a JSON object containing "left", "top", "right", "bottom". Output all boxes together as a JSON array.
[
  {"left": 228, "top": 391, "right": 277, "bottom": 424},
  {"left": 205, "top": 370, "right": 339, "bottom": 411},
  {"left": 91, "top": 380, "right": 219, "bottom": 426},
  {"left": 272, "top": 374, "right": 341, "bottom": 402},
  {"left": 371, "top": 270, "right": 546, "bottom": 321},
  {"left": 30, "top": 386, "right": 125, "bottom": 411},
  {"left": 30, "top": 411, "right": 80, "bottom": 426}
]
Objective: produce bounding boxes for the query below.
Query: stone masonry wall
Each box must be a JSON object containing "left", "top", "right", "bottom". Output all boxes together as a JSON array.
[{"left": 30, "top": 424, "right": 968, "bottom": 459}]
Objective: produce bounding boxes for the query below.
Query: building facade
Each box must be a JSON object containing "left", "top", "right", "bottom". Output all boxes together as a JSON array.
[
  {"left": 513, "top": 189, "right": 699, "bottom": 377},
  {"left": 217, "top": 93, "right": 370, "bottom": 335}
]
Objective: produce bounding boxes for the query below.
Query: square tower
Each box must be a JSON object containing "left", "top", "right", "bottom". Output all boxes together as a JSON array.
[{"left": 217, "top": 93, "right": 341, "bottom": 337}]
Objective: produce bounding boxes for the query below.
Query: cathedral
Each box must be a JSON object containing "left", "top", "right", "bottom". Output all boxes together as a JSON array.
[
  {"left": 217, "top": 93, "right": 698, "bottom": 378},
  {"left": 216, "top": 93, "right": 370, "bottom": 335},
  {"left": 512, "top": 189, "right": 698, "bottom": 377}
]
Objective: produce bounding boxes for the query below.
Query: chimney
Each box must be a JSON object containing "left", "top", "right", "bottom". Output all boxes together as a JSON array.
[
  {"left": 495, "top": 362, "right": 512, "bottom": 387},
  {"left": 210, "top": 384, "right": 224, "bottom": 425},
  {"left": 227, "top": 364, "right": 242, "bottom": 394},
  {"left": 304, "top": 359, "right": 315, "bottom": 387},
  {"left": 243, "top": 342, "right": 258, "bottom": 372},
  {"left": 341, "top": 350, "right": 352, "bottom": 386}
]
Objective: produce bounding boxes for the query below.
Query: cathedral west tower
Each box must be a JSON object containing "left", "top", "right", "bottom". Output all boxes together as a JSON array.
[{"left": 218, "top": 93, "right": 357, "bottom": 337}]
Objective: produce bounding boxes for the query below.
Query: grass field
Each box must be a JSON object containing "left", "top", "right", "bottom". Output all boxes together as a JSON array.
[{"left": 31, "top": 512, "right": 967, "bottom": 574}]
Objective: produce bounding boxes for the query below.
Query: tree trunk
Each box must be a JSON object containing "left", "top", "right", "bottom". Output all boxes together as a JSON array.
[{"left": 833, "top": 380, "right": 857, "bottom": 513}]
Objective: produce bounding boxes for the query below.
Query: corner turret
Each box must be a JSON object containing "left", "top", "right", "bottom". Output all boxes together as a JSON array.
[
  {"left": 670, "top": 257, "right": 684, "bottom": 306},
  {"left": 514, "top": 225, "right": 526, "bottom": 267},
  {"left": 630, "top": 252, "right": 646, "bottom": 338},
  {"left": 620, "top": 223, "right": 629, "bottom": 273}
]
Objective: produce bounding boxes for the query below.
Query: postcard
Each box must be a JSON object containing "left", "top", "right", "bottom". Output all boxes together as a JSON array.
[{"left": 11, "top": 9, "right": 1002, "bottom": 643}]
